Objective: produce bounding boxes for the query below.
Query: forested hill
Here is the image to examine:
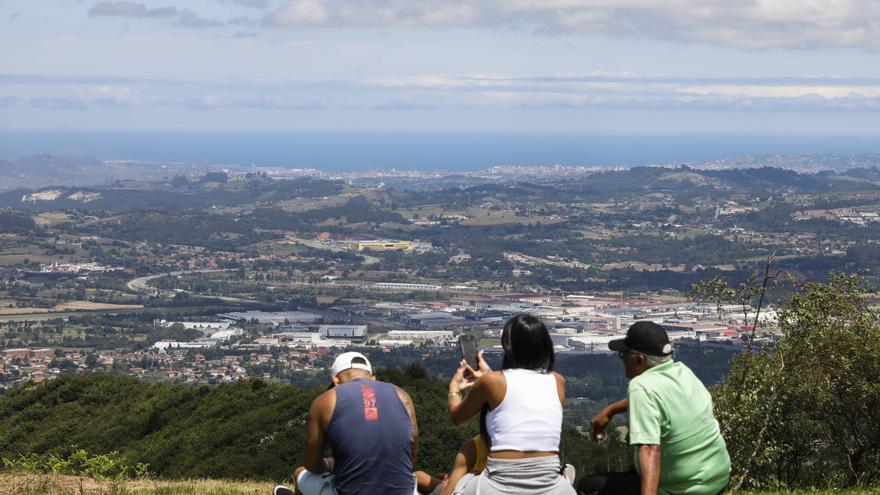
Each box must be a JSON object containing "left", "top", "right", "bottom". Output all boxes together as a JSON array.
[{"left": 0, "top": 369, "right": 624, "bottom": 482}]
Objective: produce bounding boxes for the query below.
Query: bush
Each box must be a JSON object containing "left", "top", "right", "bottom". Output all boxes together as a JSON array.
[
  {"left": 713, "top": 273, "right": 880, "bottom": 490},
  {"left": 2, "top": 449, "right": 149, "bottom": 480}
]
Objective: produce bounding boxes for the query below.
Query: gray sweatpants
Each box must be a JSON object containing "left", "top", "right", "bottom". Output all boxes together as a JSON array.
[{"left": 467, "top": 456, "right": 576, "bottom": 495}]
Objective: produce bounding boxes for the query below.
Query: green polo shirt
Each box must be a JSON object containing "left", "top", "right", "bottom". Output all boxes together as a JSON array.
[{"left": 627, "top": 360, "right": 730, "bottom": 495}]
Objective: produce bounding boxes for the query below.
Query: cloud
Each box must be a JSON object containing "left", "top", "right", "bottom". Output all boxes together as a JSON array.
[
  {"left": 88, "top": 1, "right": 178, "bottom": 18},
  {"left": 176, "top": 10, "right": 225, "bottom": 28},
  {"left": 264, "top": 0, "right": 880, "bottom": 51},
  {"left": 29, "top": 98, "right": 89, "bottom": 111},
  {"left": 220, "top": 0, "right": 275, "bottom": 8},
  {"left": 88, "top": 2, "right": 224, "bottom": 28},
  {"left": 265, "top": 0, "right": 482, "bottom": 28},
  {"left": 8, "top": 71, "right": 880, "bottom": 113}
]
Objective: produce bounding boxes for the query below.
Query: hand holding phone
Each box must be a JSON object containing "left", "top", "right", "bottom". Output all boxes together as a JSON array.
[{"left": 459, "top": 334, "right": 478, "bottom": 370}]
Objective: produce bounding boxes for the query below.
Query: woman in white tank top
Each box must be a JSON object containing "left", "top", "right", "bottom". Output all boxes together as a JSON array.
[{"left": 447, "top": 314, "right": 575, "bottom": 494}]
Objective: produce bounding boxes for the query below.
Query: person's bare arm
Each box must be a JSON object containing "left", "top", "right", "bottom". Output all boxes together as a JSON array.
[
  {"left": 396, "top": 386, "right": 420, "bottom": 467},
  {"left": 441, "top": 439, "right": 478, "bottom": 495},
  {"left": 303, "top": 391, "right": 333, "bottom": 474},
  {"left": 553, "top": 372, "right": 566, "bottom": 404},
  {"left": 637, "top": 444, "right": 661, "bottom": 495},
  {"left": 448, "top": 367, "right": 501, "bottom": 425},
  {"left": 590, "top": 398, "right": 628, "bottom": 442}
]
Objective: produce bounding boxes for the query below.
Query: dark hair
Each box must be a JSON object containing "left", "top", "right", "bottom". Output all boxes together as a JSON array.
[{"left": 500, "top": 313, "right": 555, "bottom": 372}]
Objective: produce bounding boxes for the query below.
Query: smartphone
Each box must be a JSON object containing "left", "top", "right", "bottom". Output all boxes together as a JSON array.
[{"left": 459, "top": 334, "right": 478, "bottom": 370}]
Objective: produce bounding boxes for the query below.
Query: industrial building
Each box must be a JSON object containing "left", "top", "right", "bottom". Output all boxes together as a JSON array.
[{"left": 319, "top": 325, "right": 368, "bottom": 340}]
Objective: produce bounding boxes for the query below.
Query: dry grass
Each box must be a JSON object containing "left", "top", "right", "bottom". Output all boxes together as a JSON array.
[
  {"left": 0, "top": 475, "right": 275, "bottom": 495},
  {"left": 0, "top": 302, "right": 143, "bottom": 316},
  {"left": 3, "top": 474, "right": 879, "bottom": 495},
  {"left": 55, "top": 302, "right": 144, "bottom": 311},
  {"left": 32, "top": 213, "right": 73, "bottom": 227}
]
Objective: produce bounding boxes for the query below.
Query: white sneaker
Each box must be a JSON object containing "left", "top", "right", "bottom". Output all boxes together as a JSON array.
[
  {"left": 563, "top": 464, "right": 577, "bottom": 485},
  {"left": 273, "top": 485, "right": 296, "bottom": 495}
]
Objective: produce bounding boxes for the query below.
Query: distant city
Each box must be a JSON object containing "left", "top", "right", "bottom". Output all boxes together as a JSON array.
[{"left": 3, "top": 157, "right": 878, "bottom": 390}]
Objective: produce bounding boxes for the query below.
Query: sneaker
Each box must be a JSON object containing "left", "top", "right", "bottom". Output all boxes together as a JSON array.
[
  {"left": 563, "top": 464, "right": 576, "bottom": 485},
  {"left": 273, "top": 485, "right": 296, "bottom": 495}
]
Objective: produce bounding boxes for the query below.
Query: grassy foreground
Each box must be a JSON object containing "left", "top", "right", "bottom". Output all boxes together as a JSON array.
[
  {"left": 0, "top": 474, "right": 277, "bottom": 495},
  {"left": 4, "top": 475, "right": 880, "bottom": 495}
]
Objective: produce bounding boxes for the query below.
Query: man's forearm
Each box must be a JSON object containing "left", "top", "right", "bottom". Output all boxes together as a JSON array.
[
  {"left": 604, "top": 398, "right": 628, "bottom": 417},
  {"left": 638, "top": 444, "right": 661, "bottom": 495}
]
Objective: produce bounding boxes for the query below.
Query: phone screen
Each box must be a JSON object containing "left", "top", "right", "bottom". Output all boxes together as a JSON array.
[{"left": 459, "top": 334, "right": 478, "bottom": 369}]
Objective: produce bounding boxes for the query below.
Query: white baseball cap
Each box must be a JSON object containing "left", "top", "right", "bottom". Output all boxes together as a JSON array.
[{"left": 330, "top": 352, "right": 373, "bottom": 378}]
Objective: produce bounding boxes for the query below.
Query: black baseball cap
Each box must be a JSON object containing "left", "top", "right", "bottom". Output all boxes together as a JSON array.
[{"left": 609, "top": 321, "right": 673, "bottom": 356}]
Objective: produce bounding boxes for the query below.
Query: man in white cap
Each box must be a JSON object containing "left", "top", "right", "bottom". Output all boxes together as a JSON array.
[{"left": 274, "top": 351, "right": 419, "bottom": 495}]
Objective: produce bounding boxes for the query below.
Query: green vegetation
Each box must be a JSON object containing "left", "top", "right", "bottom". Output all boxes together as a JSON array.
[
  {"left": 710, "top": 274, "right": 880, "bottom": 490},
  {"left": 0, "top": 364, "right": 629, "bottom": 484},
  {"left": 3, "top": 449, "right": 148, "bottom": 480},
  {"left": 1, "top": 268, "right": 879, "bottom": 491}
]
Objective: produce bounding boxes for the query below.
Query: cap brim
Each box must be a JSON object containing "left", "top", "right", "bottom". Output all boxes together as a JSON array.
[{"left": 608, "top": 338, "right": 628, "bottom": 352}]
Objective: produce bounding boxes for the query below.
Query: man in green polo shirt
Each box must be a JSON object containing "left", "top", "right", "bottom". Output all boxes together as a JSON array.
[{"left": 578, "top": 321, "right": 730, "bottom": 495}]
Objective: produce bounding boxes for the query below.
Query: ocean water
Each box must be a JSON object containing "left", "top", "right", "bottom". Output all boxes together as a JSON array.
[{"left": 1, "top": 132, "right": 879, "bottom": 171}]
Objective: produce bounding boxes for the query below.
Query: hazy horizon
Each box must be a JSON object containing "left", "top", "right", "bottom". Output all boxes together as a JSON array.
[{"left": 3, "top": 131, "right": 880, "bottom": 172}]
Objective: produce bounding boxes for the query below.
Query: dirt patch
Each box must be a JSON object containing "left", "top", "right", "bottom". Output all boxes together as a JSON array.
[
  {"left": 55, "top": 302, "right": 144, "bottom": 311},
  {"left": 0, "top": 302, "right": 143, "bottom": 316},
  {"left": 33, "top": 212, "right": 72, "bottom": 227},
  {"left": 0, "top": 307, "right": 53, "bottom": 315}
]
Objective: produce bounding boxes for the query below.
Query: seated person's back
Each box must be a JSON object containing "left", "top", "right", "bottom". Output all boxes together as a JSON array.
[
  {"left": 328, "top": 377, "right": 415, "bottom": 494},
  {"left": 279, "top": 352, "right": 419, "bottom": 495}
]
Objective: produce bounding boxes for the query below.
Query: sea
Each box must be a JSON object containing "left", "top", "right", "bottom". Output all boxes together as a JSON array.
[{"left": 2, "top": 132, "right": 879, "bottom": 172}]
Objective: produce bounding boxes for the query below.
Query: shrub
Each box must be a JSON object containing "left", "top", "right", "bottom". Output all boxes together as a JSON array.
[
  {"left": 2, "top": 449, "right": 149, "bottom": 480},
  {"left": 712, "top": 273, "right": 880, "bottom": 490}
]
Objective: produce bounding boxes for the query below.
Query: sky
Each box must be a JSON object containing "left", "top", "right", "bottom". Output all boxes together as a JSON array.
[{"left": 2, "top": 0, "right": 880, "bottom": 135}]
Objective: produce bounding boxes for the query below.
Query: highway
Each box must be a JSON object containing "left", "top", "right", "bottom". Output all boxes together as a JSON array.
[{"left": 126, "top": 269, "right": 262, "bottom": 304}]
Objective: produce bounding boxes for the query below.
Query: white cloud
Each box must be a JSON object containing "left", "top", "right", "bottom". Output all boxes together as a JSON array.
[
  {"left": 87, "top": 2, "right": 224, "bottom": 28},
  {"left": 266, "top": 0, "right": 483, "bottom": 28},
  {"left": 88, "top": 1, "right": 178, "bottom": 18},
  {"left": 5, "top": 71, "right": 880, "bottom": 113},
  {"left": 263, "top": 0, "right": 880, "bottom": 51},
  {"left": 217, "top": 0, "right": 275, "bottom": 8}
]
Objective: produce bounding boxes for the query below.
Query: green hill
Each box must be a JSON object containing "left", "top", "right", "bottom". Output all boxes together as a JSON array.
[{"left": 0, "top": 366, "right": 624, "bottom": 484}]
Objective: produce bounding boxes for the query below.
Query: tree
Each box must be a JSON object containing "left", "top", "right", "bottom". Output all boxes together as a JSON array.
[{"left": 711, "top": 273, "right": 880, "bottom": 490}]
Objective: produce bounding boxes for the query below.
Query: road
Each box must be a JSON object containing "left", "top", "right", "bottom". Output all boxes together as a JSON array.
[
  {"left": 290, "top": 236, "right": 381, "bottom": 265},
  {"left": 126, "top": 268, "right": 263, "bottom": 304}
]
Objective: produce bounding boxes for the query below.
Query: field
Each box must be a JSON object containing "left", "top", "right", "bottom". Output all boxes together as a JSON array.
[
  {"left": 0, "top": 475, "right": 276, "bottom": 495},
  {"left": 0, "top": 302, "right": 144, "bottom": 316},
  {"left": 2, "top": 475, "right": 879, "bottom": 495}
]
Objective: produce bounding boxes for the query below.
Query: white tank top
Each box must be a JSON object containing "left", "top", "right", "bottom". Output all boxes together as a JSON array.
[{"left": 485, "top": 368, "right": 563, "bottom": 452}]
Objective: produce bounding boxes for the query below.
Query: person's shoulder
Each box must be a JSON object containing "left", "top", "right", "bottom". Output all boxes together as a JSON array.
[
  {"left": 628, "top": 372, "right": 652, "bottom": 392},
  {"left": 313, "top": 387, "right": 336, "bottom": 406},
  {"left": 310, "top": 387, "right": 337, "bottom": 420},
  {"left": 391, "top": 383, "right": 413, "bottom": 400},
  {"left": 551, "top": 370, "right": 565, "bottom": 384},
  {"left": 479, "top": 370, "right": 505, "bottom": 386}
]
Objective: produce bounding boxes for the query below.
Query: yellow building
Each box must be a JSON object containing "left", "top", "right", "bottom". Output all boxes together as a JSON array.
[{"left": 353, "top": 240, "right": 414, "bottom": 252}]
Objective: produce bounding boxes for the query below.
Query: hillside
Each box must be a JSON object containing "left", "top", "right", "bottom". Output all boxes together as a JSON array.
[
  {"left": 0, "top": 155, "right": 209, "bottom": 191},
  {"left": 0, "top": 368, "right": 624, "bottom": 485}
]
